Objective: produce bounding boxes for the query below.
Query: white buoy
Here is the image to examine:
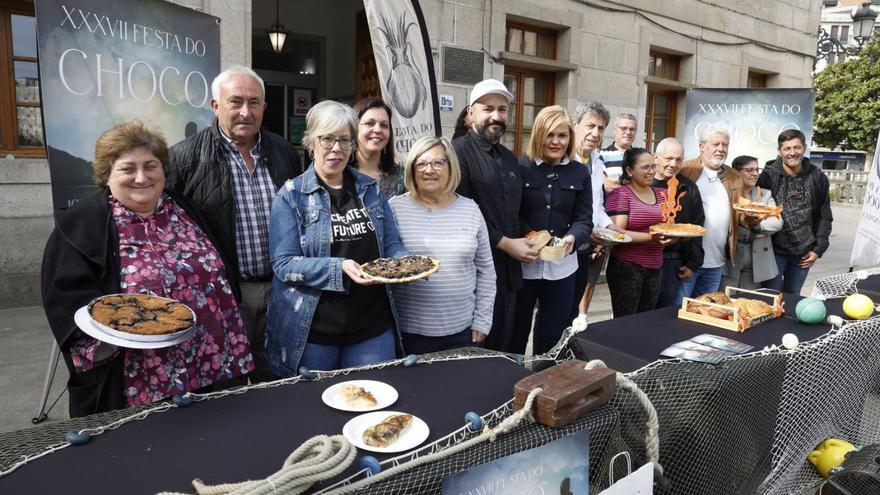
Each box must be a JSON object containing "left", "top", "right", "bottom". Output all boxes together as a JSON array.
[{"left": 782, "top": 333, "right": 799, "bottom": 350}]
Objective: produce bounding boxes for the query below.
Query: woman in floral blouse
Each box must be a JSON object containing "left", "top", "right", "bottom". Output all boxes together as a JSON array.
[{"left": 41, "top": 121, "right": 253, "bottom": 417}]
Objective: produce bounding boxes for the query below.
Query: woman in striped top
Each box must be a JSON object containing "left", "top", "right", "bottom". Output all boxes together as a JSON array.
[
  {"left": 389, "top": 136, "right": 497, "bottom": 354},
  {"left": 604, "top": 148, "right": 674, "bottom": 316}
]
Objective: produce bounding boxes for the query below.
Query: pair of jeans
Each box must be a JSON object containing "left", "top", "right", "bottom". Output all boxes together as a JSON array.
[
  {"left": 484, "top": 283, "right": 517, "bottom": 353},
  {"left": 606, "top": 256, "right": 662, "bottom": 317},
  {"left": 511, "top": 274, "right": 576, "bottom": 356},
  {"left": 656, "top": 257, "right": 684, "bottom": 309},
  {"left": 763, "top": 254, "right": 810, "bottom": 295},
  {"left": 679, "top": 266, "right": 723, "bottom": 299},
  {"left": 401, "top": 328, "right": 475, "bottom": 355},
  {"left": 299, "top": 329, "right": 396, "bottom": 371}
]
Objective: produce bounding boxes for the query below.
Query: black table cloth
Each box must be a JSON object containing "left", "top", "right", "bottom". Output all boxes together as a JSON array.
[
  {"left": 573, "top": 293, "right": 841, "bottom": 372},
  {"left": 856, "top": 273, "right": 880, "bottom": 301},
  {"left": 0, "top": 357, "right": 534, "bottom": 494}
]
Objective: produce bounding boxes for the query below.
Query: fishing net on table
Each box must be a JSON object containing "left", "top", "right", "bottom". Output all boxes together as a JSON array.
[
  {"left": 810, "top": 267, "right": 880, "bottom": 299},
  {"left": 3, "top": 291, "right": 880, "bottom": 494}
]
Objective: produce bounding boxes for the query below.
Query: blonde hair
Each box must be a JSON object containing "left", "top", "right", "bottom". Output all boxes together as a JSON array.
[
  {"left": 527, "top": 105, "right": 575, "bottom": 162},
  {"left": 403, "top": 136, "right": 461, "bottom": 198}
]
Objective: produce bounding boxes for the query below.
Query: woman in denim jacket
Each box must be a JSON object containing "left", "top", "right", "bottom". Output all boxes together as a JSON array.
[{"left": 265, "top": 101, "right": 408, "bottom": 375}]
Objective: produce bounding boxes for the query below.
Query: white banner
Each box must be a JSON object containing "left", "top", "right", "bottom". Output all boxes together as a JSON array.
[
  {"left": 364, "top": 0, "right": 440, "bottom": 163},
  {"left": 850, "top": 128, "right": 880, "bottom": 266}
]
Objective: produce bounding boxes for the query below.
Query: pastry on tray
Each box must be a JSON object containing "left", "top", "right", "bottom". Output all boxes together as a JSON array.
[
  {"left": 360, "top": 255, "right": 440, "bottom": 283},
  {"left": 339, "top": 385, "right": 378, "bottom": 409},
  {"left": 649, "top": 223, "right": 708, "bottom": 238}
]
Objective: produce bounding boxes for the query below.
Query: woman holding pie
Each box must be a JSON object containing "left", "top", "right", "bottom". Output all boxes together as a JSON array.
[
  {"left": 511, "top": 106, "right": 593, "bottom": 356},
  {"left": 266, "top": 100, "right": 408, "bottom": 374},
  {"left": 388, "top": 136, "right": 497, "bottom": 354},
  {"left": 720, "top": 155, "right": 782, "bottom": 289},
  {"left": 604, "top": 147, "right": 673, "bottom": 316},
  {"left": 41, "top": 121, "right": 253, "bottom": 417}
]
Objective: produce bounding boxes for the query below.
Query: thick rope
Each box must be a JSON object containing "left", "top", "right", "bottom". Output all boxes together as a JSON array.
[
  {"left": 584, "top": 359, "right": 665, "bottom": 480},
  {"left": 156, "top": 435, "right": 356, "bottom": 495},
  {"left": 322, "top": 387, "right": 545, "bottom": 494}
]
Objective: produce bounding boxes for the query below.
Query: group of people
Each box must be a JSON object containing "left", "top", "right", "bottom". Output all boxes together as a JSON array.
[{"left": 41, "top": 67, "right": 833, "bottom": 417}]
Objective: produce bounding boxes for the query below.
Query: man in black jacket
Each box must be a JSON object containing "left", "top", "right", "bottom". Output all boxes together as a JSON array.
[
  {"left": 454, "top": 78, "right": 537, "bottom": 353},
  {"left": 651, "top": 138, "right": 705, "bottom": 308},
  {"left": 168, "top": 66, "right": 302, "bottom": 380},
  {"left": 757, "top": 129, "right": 832, "bottom": 294}
]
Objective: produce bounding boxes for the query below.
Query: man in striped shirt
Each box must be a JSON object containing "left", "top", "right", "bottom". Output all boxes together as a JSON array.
[{"left": 169, "top": 66, "right": 302, "bottom": 381}]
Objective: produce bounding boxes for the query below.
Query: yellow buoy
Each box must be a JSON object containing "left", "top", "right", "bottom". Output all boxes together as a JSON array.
[
  {"left": 843, "top": 294, "right": 875, "bottom": 320},
  {"left": 808, "top": 438, "right": 856, "bottom": 478}
]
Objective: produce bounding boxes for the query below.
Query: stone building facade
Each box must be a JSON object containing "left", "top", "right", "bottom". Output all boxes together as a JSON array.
[{"left": 0, "top": 0, "right": 820, "bottom": 308}]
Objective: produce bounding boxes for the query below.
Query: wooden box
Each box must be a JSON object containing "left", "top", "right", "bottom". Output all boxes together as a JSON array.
[
  {"left": 677, "top": 286, "right": 784, "bottom": 333},
  {"left": 513, "top": 360, "right": 616, "bottom": 427}
]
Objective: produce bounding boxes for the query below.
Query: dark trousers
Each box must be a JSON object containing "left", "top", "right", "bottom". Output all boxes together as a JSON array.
[
  {"left": 483, "top": 283, "right": 517, "bottom": 353},
  {"left": 512, "top": 274, "right": 576, "bottom": 356},
  {"left": 569, "top": 249, "right": 605, "bottom": 321},
  {"left": 656, "top": 257, "right": 683, "bottom": 309},
  {"left": 606, "top": 256, "right": 662, "bottom": 317},
  {"left": 401, "top": 328, "right": 474, "bottom": 355}
]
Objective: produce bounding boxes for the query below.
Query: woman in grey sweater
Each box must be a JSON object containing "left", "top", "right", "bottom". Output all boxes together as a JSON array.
[{"left": 389, "top": 136, "right": 497, "bottom": 354}]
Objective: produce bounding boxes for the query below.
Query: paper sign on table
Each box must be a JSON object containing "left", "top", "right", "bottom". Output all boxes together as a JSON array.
[
  {"left": 599, "top": 461, "right": 653, "bottom": 495},
  {"left": 441, "top": 431, "right": 589, "bottom": 494}
]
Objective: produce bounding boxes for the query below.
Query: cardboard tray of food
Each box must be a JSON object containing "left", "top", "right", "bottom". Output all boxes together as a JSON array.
[{"left": 678, "top": 287, "right": 784, "bottom": 333}]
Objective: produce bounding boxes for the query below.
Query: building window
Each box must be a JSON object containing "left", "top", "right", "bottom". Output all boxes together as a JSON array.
[
  {"left": 502, "top": 69, "right": 554, "bottom": 155},
  {"left": 505, "top": 22, "right": 555, "bottom": 59},
  {"left": 747, "top": 71, "right": 768, "bottom": 88},
  {"left": 1, "top": 2, "right": 44, "bottom": 156},
  {"left": 648, "top": 51, "right": 680, "bottom": 81},
  {"left": 645, "top": 88, "right": 677, "bottom": 152},
  {"left": 830, "top": 25, "right": 850, "bottom": 44}
]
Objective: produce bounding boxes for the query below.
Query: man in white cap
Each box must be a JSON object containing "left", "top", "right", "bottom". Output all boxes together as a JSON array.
[{"left": 454, "top": 78, "right": 537, "bottom": 353}]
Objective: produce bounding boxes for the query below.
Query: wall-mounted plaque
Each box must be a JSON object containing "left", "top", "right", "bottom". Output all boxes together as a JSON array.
[{"left": 443, "top": 46, "right": 484, "bottom": 85}]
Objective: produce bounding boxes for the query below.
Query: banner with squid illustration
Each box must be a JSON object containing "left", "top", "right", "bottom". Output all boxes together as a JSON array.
[{"left": 363, "top": 0, "right": 441, "bottom": 164}]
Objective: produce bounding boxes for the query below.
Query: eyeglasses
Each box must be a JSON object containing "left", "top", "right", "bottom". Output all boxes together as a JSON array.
[
  {"left": 415, "top": 158, "right": 449, "bottom": 172},
  {"left": 317, "top": 135, "right": 354, "bottom": 150}
]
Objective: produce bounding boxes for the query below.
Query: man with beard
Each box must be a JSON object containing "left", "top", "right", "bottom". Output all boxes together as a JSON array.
[
  {"left": 168, "top": 66, "right": 302, "bottom": 381},
  {"left": 679, "top": 126, "right": 744, "bottom": 298},
  {"left": 757, "top": 129, "right": 832, "bottom": 294},
  {"left": 651, "top": 138, "right": 705, "bottom": 307},
  {"left": 455, "top": 79, "right": 537, "bottom": 353}
]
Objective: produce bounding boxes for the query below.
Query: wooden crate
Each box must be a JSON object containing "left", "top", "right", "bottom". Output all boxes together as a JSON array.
[{"left": 677, "top": 287, "right": 784, "bottom": 333}]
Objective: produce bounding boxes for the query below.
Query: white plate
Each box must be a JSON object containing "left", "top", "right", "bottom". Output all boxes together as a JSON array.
[
  {"left": 322, "top": 380, "right": 398, "bottom": 412},
  {"left": 594, "top": 227, "right": 632, "bottom": 244},
  {"left": 342, "top": 411, "right": 430, "bottom": 454},
  {"left": 74, "top": 306, "right": 196, "bottom": 349},
  {"left": 87, "top": 294, "right": 196, "bottom": 342}
]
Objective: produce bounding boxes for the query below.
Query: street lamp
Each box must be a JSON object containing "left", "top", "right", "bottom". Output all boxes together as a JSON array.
[
  {"left": 267, "top": 0, "right": 288, "bottom": 53},
  {"left": 815, "top": 1, "right": 878, "bottom": 69}
]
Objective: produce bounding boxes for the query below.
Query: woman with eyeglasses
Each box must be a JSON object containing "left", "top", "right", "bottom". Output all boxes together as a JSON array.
[
  {"left": 388, "top": 136, "right": 496, "bottom": 354},
  {"left": 511, "top": 105, "right": 593, "bottom": 356},
  {"left": 605, "top": 148, "right": 672, "bottom": 317},
  {"left": 353, "top": 98, "right": 406, "bottom": 198},
  {"left": 720, "top": 155, "right": 782, "bottom": 289},
  {"left": 265, "top": 100, "right": 408, "bottom": 374}
]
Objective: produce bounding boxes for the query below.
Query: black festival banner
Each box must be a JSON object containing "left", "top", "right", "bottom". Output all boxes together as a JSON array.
[
  {"left": 35, "top": 0, "right": 220, "bottom": 208},
  {"left": 363, "top": 0, "right": 441, "bottom": 163},
  {"left": 682, "top": 88, "right": 816, "bottom": 166}
]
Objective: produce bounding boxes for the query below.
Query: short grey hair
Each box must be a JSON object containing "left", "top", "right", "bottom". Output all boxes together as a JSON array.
[
  {"left": 654, "top": 137, "right": 683, "bottom": 155},
  {"left": 403, "top": 136, "right": 461, "bottom": 197},
  {"left": 697, "top": 124, "right": 731, "bottom": 144},
  {"left": 211, "top": 66, "right": 265, "bottom": 101},
  {"left": 302, "top": 100, "right": 358, "bottom": 151},
  {"left": 614, "top": 113, "right": 638, "bottom": 128},
  {"left": 572, "top": 101, "right": 610, "bottom": 126}
]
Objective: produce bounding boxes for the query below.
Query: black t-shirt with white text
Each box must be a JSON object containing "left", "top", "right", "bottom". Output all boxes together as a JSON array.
[{"left": 310, "top": 171, "right": 393, "bottom": 345}]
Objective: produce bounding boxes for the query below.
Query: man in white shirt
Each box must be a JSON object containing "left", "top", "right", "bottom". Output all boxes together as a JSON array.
[
  {"left": 569, "top": 101, "right": 622, "bottom": 328},
  {"left": 678, "top": 126, "right": 744, "bottom": 298}
]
